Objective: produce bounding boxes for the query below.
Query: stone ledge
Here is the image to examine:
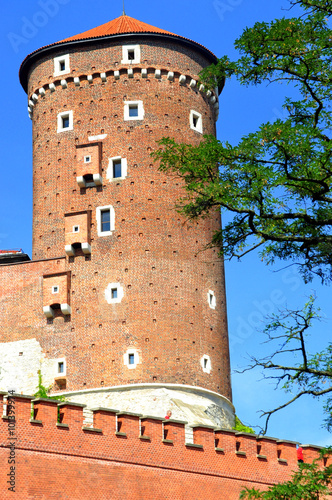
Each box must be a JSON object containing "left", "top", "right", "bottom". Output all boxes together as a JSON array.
[
  {"left": 186, "top": 443, "right": 203, "bottom": 449},
  {"left": 82, "top": 426, "right": 102, "bottom": 433}
]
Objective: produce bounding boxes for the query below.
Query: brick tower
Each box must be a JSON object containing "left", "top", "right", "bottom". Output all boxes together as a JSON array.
[{"left": 1, "top": 13, "right": 234, "bottom": 429}]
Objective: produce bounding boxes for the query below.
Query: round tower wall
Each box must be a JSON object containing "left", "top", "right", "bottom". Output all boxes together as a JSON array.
[{"left": 25, "top": 37, "right": 231, "bottom": 401}]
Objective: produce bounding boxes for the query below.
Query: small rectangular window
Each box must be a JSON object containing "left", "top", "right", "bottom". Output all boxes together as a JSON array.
[
  {"left": 54, "top": 54, "right": 70, "bottom": 77},
  {"left": 113, "top": 159, "right": 122, "bottom": 178},
  {"left": 58, "top": 110, "right": 73, "bottom": 133},
  {"left": 111, "top": 288, "right": 118, "bottom": 299},
  {"left": 84, "top": 155, "right": 91, "bottom": 163},
  {"left": 73, "top": 225, "right": 80, "bottom": 233},
  {"left": 128, "top": 50, "right": 135, "bottom": 60},
  {"left": 58, "top": 362, "right": 64, "bottom": 373},
  {"left": 129, "top": 104, "right": 139, "bottom": 117},
  {"left": 62, "top": 115, "right": 69, "bottom": 129},
  {"left": 52, "top": 286, "right": 59, "bottom": 294},
  {"left": 204, "top": 358, "right": 208, "bottom": 369},
  {"left": 129, "top": 353, "right": 135, "bottom": 365},
  {"left": 101, "top": 209, "right": 111, "bottom": 232}
]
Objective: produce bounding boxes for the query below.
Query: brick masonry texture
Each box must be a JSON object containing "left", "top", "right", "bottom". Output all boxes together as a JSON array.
[
  {"left": 0, "top": 395, "right": 327, "bottom": 500},
  {"left": 0, "top": 34, "right": 231, "bottom": 401}
]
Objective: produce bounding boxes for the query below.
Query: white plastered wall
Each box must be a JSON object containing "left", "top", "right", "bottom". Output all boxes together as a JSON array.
[{"left": 0, "top": 339, "right": 58, "bottom": 394}]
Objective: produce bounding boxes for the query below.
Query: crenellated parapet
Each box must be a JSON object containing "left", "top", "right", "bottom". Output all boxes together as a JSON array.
[{"left": 1, "top": 392, "right": 327, "bottom": 484}]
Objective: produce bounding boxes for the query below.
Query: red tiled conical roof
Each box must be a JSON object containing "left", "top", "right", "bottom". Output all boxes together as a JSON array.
[
  {"left": 60, "top": 14, "right": 176, "bottom": 43},
  {"left": 20, "top": 13, "right": 217, "bottom": 92}
]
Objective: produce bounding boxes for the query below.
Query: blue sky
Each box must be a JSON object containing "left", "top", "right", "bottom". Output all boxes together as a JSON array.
[{"left": 1, "top": 0, "right": 331, "bottom": 446}]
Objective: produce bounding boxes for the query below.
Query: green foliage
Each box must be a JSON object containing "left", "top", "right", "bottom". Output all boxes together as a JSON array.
[
  {"left": 233, "top": 416, "right": 255, "bottom": 434},
  {"left": 33, "top": 370, "right": 66, "bottom": 402},
  {"left": 153, "top": 0, "right": 332, "bottom": 284},
  {"left": 240, "top": 449, "right": 332, "bottom": 499}
]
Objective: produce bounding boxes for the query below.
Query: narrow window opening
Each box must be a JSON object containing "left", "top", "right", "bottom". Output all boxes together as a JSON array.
[
  {"left": 101, "top": 209, "right": 111, "bottom": 232},
  {"left": 193, "top": 116, "right": 198, "bottom": 128},
  {"left": 111, "top": 288, "right": 118, "bottom": 299},
  {"left": 58, "top": 362, "right": 64, "bottom": 373},
  {"left": 204, "top": 358, "right": 208, "bottom": 369},
  {"left": 128, "top": 353, "right": 135, "bottom": 365},
  {"left": 59, "top": 60, "right": 66, "bottom": 72},
  {"left": 128, "top": 50, "right": 135, "bottom": 60},
  {"left": 129, "top": 104, "right": 138, "bottom": 117},
  {"left": 113, "top": 159, "right": 122, "bottom": 178},
  {"left": 62, "top": 115, "right": 70, "bottom": 129}
]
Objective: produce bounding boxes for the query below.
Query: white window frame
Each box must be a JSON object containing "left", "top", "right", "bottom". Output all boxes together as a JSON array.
[
  {"left": 123, "top": 348, "right": 139, "bottom": 369},
  {"left": 121, "top": 44, "right": 141, "bottom": 64},
  {"left": 105, "top": 282, "right": 124, "bottom": 304},
  {"left": 55, "top": 358, "right": 67, "bottom": 377},
  {"left": 96, "top": 205, "right": 115, "bottom": 237},
  {"left": 124, "top": 100, "right": 144, "bottom": 121},
  {"left": 200, "top": 355, "right": 211, "bottom": 374},
  {"left": 84, "top": 155, "right": 91, "bottom": 163},
  {"left": 190, "top": 110, "right": 203, "bottom": 134},
  {"left": 54, "top": 54, "right": 70, "bottom": 77},
  {"left": 207, "top": 290, "right": 216, "bottom": 309},
  {"left": 57, "top": 110, "right": 73, "bottom": 133},
  {"left": 106, "top": 156, "right": 127, "bottom": 181},
  {"left": 52, "top": 285, "right": 59, "bottom": 294}
]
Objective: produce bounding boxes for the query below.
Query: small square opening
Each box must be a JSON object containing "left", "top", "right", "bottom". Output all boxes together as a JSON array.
[
  {"left": 52, "top": 286, "right": 59, "bottom": 294},
  {"left": 73, "top": 225, "right": 80, "bottom": 233},
  {"left": 128, "top": 353, "right": 135, "bottom": 365},
  {"left": 84, "top": 155, "right": 91, "bottom": 163},
  {"left": 113, "top": 159, "right": 122, "bottom": 178},
  {"left": 129, "top": 104, "right": 139, "bottom": 117}
]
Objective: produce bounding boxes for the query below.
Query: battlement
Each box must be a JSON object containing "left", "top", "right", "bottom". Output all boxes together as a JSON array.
[{"left": 1, "top": 393, "right": 327, "bottom": 485}]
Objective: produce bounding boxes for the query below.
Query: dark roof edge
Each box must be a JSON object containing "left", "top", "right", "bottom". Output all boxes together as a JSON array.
[{"left": 19, "top": 31, "right": 218, "bottom": 93}]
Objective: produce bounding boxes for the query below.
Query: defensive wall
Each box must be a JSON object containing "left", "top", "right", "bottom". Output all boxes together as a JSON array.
[{"left": 0, "top": 393, "right": 327, "bottom": 499}]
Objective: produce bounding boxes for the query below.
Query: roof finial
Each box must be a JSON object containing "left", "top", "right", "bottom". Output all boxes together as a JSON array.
[{"left": 122, "top": 0, "right": 126, "bottom": 15}]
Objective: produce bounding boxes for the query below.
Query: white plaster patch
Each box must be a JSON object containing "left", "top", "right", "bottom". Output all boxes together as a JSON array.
[
  {"left": 0, "top": 339, "right": 56, "bottom": 395},
  {"left": 88, "top": 134, "right": 107, "bottom": 141}
]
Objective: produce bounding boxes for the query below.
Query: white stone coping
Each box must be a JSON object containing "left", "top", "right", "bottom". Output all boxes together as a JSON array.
[{"left": 54, "top": 382, "right": 235, "bottom": 412}]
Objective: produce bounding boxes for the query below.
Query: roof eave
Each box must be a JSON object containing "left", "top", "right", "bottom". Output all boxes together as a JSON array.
[{"left": 19, "top": 31, "right": 218, "bottom": 93}]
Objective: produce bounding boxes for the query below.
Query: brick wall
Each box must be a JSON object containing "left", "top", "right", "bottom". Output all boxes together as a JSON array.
[
  {"left": 0, "top": 33, "right": 231, "bottom": 400},
  {"left": 1, "top": 394, "right": 326, "bottom": 500}
]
